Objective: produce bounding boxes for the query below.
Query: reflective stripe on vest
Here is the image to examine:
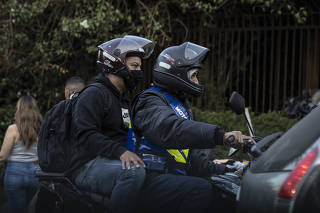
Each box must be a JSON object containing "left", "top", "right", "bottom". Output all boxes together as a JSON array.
[{"left": 125, "top": 86, "right": 190, "bottom": 164}]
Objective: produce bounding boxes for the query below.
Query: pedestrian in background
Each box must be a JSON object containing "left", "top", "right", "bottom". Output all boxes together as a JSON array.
[
  {"left": 0, "top": 95, "right": 42, "bottom": 213},
  {"left": 64, "top": 76, "right": 85, "bottom": 99}
]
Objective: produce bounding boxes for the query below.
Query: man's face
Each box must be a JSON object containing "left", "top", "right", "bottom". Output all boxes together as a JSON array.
[
  {"left": 126, "top": 56, "right": 142, "bottom": 70},
  {"left": 111, "top": 56, "right": 142, "bottom": 93},
  {"left": 187, "top": 68, "right": 199, "bottom": 85}
]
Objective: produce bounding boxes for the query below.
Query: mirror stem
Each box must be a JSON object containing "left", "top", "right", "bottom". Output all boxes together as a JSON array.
[{"left": 243, "top": 114, "right": 254, "bottom": 136}]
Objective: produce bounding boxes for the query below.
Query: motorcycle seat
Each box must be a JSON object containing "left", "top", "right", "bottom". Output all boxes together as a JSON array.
[
  {"left": 35, "top": 169, "right": 65, "bottom": 178},
  {"left": 35, "top": 169, "right": 110, "bottom": 208}
]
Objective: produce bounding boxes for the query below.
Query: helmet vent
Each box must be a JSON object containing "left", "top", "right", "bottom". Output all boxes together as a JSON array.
[
  {"left": 103, "top": 51, "right": 116, "bottom": 62},
  {"left": 159, "top": 62, "right": 171, "bottom": 70}
]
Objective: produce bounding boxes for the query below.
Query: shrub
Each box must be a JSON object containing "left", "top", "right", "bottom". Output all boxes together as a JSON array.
[{"left": 192, "top": 107, "right": 298, "bottom": 160}]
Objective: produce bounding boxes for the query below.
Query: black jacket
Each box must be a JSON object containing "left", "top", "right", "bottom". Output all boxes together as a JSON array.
[
  {"left": 68, "top": 74, "right": 129, "bottom": 172},
  {"left": 131, "top": 89, "right": 228, "bottom": 176}
]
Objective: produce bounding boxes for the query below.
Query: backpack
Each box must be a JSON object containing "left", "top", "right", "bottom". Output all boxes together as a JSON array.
[{"left": 37, "top": 83, "right": 101, "bottom": 173}]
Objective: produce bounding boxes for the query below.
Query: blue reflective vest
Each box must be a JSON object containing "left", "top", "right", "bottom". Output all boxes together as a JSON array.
[{"left": 126, "top": 86, "right": 190, "bottom": 174}]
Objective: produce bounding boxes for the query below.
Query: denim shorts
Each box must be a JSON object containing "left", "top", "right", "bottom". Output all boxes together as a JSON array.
[{"left": 4, "top": 161, "right": 40, "bottom": 213}]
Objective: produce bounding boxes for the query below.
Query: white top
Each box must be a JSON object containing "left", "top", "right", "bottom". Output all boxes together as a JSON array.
[{"left": 7, "top": 140, "right": 38, "bottom": 162}]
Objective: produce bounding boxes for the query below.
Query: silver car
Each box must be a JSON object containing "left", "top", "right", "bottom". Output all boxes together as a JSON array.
[{"left": 237, "top": 106, "right": 320, "bottom": 213}]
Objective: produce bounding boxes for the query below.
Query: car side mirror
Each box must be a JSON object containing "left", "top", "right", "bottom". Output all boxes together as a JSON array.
[{"left": 229, "top": 91, "right": 245, "bottom": 115}]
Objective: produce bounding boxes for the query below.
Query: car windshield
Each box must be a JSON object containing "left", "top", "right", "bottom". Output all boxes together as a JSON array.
[{"left": 251, "top": 106, "right": 320, "bottom": 173}]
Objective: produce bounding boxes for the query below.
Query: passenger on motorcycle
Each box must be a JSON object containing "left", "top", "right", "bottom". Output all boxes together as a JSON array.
[
  {"left": 68, "top": 35, "right": 154, "bottom": 213},
  {"left": 129, "top": 42, "right": 252, "bottom": 213}
]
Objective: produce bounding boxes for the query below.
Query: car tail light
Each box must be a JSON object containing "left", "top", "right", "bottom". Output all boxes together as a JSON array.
[{"left": 278, "top": 147, "right": 318, "bottom": 199}]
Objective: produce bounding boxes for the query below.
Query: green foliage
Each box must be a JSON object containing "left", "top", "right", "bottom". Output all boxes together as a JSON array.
[
  {"left": 192, "top": 107, "right": 298, "bottom": 159},
  {"left": 193, "top": 107, "right": 298, "bottom": 137},
  {"left": 194, "top": 0, "right": 308, "bottom": 24},
  {"left": 0, "top": 0, "right": 311, "bottom": 113},
  {"left": 0, "top": 105, "right": 15, "bottom": 143}
]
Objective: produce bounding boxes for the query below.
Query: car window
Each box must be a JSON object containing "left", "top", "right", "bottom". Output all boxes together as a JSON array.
[{"left": 251, "top": 107, "right": 320, "bottom": 173}]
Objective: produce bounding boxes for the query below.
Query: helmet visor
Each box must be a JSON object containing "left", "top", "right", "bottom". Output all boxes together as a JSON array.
[
  {"left": 116, "top": 35, "right": 155, "bottom": 59},
  {"left": 184, "top": 42, "right": 209, "bottom": 61}
]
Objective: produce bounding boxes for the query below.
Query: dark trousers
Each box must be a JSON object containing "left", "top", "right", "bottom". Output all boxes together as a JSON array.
[{"left": 138, "top": 172, "right": 213, "bottom": 213}]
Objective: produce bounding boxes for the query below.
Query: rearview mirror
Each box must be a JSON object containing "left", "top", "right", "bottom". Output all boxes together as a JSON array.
[{"left": 229, "top": 91, "right": 245, "bottom": 115}]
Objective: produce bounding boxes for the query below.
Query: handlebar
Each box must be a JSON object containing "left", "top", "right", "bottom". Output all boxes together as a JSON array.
[
  {"left": 243, "top": 139, "right": 255, "bottom": 153},
  {"left": 225, "top": 135, "right": 262, "bottom": 155}
]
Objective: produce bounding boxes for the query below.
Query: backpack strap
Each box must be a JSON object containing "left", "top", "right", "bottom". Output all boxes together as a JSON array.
[{"left": 70, "top": 82, "right": 109, "bottom": 101}]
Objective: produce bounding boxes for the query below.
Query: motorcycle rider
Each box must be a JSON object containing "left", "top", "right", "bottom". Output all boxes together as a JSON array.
[
  {"left": 129, "top": 42, "right": 252, "bottom": 213},
  {"left": 68, "top": 35, "right": 154, "bottom": 213}
]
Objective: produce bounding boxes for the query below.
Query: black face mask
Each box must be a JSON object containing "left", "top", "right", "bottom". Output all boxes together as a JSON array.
[
  {"left": 131, "top": 69, "right": 144, "bottom": 87},
  {"left": 116, "top": 67, "right": 144, "bottom": 90}
]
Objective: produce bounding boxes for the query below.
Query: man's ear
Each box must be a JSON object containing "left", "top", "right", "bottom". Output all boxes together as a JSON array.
[{"left": 65, "top": 88, "right": 71, "bottom": 99}]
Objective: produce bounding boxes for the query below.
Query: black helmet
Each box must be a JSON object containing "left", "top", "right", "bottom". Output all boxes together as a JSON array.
[
  {"left": 153, "top": 42, "right": 209, "bottom": 96},
  {"left": 97, "top": 35, "right": 155, "bottom": 89}
]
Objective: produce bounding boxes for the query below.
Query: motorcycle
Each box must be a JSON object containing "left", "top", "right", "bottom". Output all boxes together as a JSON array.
[
  {"left": 33, "top": 91, "right": 282, "bottom": 213},
  {"left": 33, "top": 169, "right": 109, "bottom": 213},
  {"left": 209, "top": 91, "right": 282, "bottom": 213}
]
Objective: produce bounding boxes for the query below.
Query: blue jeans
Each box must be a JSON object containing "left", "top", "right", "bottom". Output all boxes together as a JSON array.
[
  {"left": 72, "top": 156, "right": 146, "bottom": 213},
  {"left": 4, "top": 161, "right": 40, "bottom": 213}
]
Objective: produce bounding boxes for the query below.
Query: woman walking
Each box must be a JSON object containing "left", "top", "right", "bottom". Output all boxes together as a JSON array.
[{"left": 0, "top": 96, "right": 42, "bottom": 213}]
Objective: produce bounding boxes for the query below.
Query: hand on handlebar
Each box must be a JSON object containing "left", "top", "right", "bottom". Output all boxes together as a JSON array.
[{"left": 224, "top": 131, "right": 256, "bottom": 150}]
